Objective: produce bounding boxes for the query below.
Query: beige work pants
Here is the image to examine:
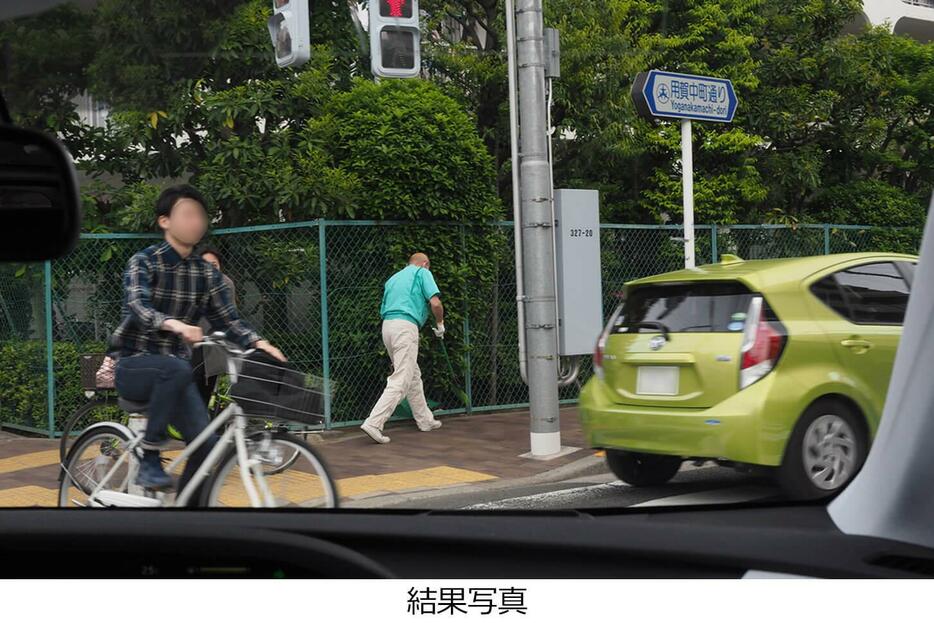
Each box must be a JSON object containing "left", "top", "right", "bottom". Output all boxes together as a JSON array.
[{"left": 363, "top": 319, "right": 436, "bottom": 430}]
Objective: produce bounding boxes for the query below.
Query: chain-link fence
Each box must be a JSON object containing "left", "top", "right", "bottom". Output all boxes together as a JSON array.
[{"left": 0, "top": 222, "right": 922, "bottom": 436}]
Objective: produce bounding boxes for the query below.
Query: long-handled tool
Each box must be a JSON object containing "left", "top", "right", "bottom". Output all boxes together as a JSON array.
[{"left": 437, "top": 331, "right": 468, "bottom": 407}]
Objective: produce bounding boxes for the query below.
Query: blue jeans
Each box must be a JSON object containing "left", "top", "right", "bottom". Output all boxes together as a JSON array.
[{"left": 115, "top": 354, "right": 219, "bottom": 495}]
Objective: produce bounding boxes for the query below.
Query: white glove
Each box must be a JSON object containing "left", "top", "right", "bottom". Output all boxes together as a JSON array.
[{"left": 432, "top": 323, "right": 445, "bottom": 339}]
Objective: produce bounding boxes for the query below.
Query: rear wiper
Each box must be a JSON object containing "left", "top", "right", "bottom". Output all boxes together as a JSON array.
[
  {"left": 626, "top": 321, "right": 671, "bottom": 341},
  {"left": 677, "top": 324, "right": 713, "bottom": 332}
]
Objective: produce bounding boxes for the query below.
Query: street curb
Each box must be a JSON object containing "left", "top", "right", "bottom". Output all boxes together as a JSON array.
[
  {"left": 341, "top": 452, "right": 606, "bottom": 509},
  {"left": 307, "top": 405, "right": 580, "bottom": 446}
]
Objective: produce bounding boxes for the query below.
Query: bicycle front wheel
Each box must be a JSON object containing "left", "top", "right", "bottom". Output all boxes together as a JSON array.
[
  {"left": 59, "top": 424, "right": 133, "bottom": 507},
  {"left": 201, "top": 431, "right": 339, "bottom": 508}
]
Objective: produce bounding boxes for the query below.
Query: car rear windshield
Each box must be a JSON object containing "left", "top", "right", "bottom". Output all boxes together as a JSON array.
[{"left": 615, "top": 282, "right": 755, "bottom": 333}]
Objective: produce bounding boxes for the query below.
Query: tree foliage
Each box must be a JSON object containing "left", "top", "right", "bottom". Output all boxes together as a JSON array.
[{"left": 1, "top": 0, "right": 932, "bottom": 230}]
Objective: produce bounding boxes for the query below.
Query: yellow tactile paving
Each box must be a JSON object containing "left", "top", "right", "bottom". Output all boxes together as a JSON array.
[
  {"left": 0, "top": 449, "right": 61, "bottom": 475},
  {"left": 215, "top": 468, "right": 328, "bottom": 507},
  {"left": 0, "top": 486, "right": 59, "bottom": 506},
  {"left": 4, "top": 465, "right": 497, "bottom": 507},
  {"left": 204, "top": 465, "right": 497, "bottom": 507},
  {"left": 0, "top": 445, "right": 189, "bottom": 478}
]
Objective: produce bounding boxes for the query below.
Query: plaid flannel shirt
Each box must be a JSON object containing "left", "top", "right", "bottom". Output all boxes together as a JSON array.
[{"left": 109, "top": 241, "right": 260, "bottom": 359}]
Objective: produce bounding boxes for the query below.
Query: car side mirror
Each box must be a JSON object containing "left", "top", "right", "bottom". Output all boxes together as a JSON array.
[{"left": 0, "top": 124, "right": 81, "bottom": 261}]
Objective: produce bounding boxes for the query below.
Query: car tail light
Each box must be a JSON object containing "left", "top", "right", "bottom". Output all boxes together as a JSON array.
[
  {"left": 594, "top": 333, "right": 607, "bottom": 379},
  {"left": 594, "top": 302, "right": 624, "bottom": 381},
  {"left": 739, "top": 296, "right": 786, "bottom": 389}
]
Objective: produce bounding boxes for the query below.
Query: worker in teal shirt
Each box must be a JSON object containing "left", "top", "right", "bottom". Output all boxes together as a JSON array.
[{"left": 361, "top": 253, "right": 445, "bottom": 443}]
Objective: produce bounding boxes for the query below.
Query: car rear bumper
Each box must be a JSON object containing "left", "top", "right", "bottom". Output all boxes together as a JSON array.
[{"left": 578, "top": 374, "right": 780, "bottom": 466}]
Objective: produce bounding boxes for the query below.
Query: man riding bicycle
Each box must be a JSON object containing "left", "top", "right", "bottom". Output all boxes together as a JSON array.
[{"left": 108, "top": 184, "right": 285, "bottom": 495}]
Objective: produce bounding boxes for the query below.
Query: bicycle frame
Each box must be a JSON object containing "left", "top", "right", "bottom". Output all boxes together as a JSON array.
[
  {"left": 81, "top": 337, "right": 278, "bottom": 508},
  {"left": 80, "top": 403, "right": 271, "bottom": 508}
]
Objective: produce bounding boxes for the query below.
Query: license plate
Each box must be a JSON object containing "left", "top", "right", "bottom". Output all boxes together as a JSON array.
[{"left": 636, "top": 366, "right": 679, "bottom": 396}]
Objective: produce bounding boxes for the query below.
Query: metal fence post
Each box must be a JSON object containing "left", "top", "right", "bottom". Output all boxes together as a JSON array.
[
  {"left": 460, "top": 224, "right": 473, "bottom": 414},
  {"left": 711, "top": 224, "right": 718, "bottom": 263},
  {"left": 823, "top": 224, "right": 831, "bottom": 255},
  {"left": 43, "top": 260, "right": 55, "bottom": 438},
  {"left": 318, "top": 221, "right": 332, "bottom": 429}
]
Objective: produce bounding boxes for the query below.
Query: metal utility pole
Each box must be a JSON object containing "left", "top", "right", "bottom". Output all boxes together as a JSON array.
[
  {"left": 508, "top": 0, "right": 561, "bottom": 456},
  {"left": 681, "top": 118, "right": 695, "bottom": 268}
]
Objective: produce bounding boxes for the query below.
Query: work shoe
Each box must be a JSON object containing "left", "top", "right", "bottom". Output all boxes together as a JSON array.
[
  {"left": 136, "top": 451, "right": 173, "bottom": 490},
  {"left": 418, "top": 420, "right": 443, "bottom": 432},
  {"left": 360, "top": 423, "right": 391, "bottom": 444}
]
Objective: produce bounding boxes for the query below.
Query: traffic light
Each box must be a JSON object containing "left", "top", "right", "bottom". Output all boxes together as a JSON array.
[
  {"left": 267, "top": 0, "right": 311, "bottom": 68},
  {"left": 370, "top": 0, "right": 421, "bottom": 78}
]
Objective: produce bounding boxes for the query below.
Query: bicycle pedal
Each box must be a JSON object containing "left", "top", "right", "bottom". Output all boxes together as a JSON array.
[{"left": 140, "top": 482, "right": 174, "bottom": 494}]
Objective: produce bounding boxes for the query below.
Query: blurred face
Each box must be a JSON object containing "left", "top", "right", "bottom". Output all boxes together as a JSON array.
[
  {"left": 159, "top": 197, "right": 208, "bottom": 247},
  {"left": 201, "top": 252, "right": 221, "bottom": 271}
]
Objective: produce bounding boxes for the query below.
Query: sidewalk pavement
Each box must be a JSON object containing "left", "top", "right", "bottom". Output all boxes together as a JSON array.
[{"left": 0, "top": 406, "right": 603, "bottom": 506}]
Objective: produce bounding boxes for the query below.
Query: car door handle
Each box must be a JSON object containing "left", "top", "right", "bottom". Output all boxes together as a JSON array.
[{"left": 841, "top": 338, "right": 873, "bottom": 353}]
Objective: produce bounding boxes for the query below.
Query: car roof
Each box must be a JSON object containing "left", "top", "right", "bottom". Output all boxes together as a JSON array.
[{"left": 626, "top": 252, "right": 918, "bottom": 291}]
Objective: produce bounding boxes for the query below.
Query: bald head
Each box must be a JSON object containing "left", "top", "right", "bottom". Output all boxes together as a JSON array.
[{"left": 409, "top": 253, "right": 430, "bottom": 269}]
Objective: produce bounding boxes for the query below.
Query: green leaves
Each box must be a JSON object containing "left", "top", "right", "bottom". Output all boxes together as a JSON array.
[
  {"left": 11, "top": 0, "right": 932, "bottom": 234},
  {"left": 542, "top": 0, "right": 932, "bottom": 224},
  {"left": 147, "top": 110, "right": 168, "bottom": 129},
  {"left": 310, "top": 79, "right": 503, "bottom": 222}
]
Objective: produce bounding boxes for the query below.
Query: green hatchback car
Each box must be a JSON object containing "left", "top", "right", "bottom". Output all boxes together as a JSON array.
[{"left": 579, "top": 252, "right": 918, "bottom": 499}]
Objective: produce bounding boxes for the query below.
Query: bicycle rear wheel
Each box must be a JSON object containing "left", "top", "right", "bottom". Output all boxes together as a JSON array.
[
  {"left": 201, "top": 431, "right": 338, "bottom": 508},
  {"left": 59, "top": 395, "right": 122, "bottom": 462},
  {"left": 59, "top": 424, "right": 133, "bottom": 507}
]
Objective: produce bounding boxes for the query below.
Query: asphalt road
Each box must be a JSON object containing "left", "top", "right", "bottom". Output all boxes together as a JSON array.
[{"left": 371, "top": 461, "right": 786, "bottom": 511}]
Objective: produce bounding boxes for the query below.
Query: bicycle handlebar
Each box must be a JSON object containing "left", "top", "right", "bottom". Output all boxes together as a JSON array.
[{"left": 194, "top": 332, "right": 252, "bottom": 358}]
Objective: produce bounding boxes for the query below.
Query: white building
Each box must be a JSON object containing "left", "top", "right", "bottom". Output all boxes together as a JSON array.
[
  {"left": 73, "top": 92, "right": 108, "bottom": 128},
  {"left": 852, "top": 0, "right": 934, "bottom": 42}
]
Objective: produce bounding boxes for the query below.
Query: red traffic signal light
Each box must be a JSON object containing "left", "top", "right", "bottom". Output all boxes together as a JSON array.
[{"left": 380, "top": 0, "right": 412, "bottom": 18}]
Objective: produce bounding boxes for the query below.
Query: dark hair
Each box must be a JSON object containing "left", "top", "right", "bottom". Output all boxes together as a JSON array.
[
  {"left": 198, "top": 244, "right": 224, "bottom": 270},
  {"left": 154, "top": 184, "right": 207, "bottom": 220}
]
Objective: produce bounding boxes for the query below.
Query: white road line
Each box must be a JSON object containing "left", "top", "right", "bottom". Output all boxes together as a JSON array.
[
  {"left": 464, "top": 479, "right": 778, "bottom": 511},
  {"left": 463, "top": 481, "right": 631, "bottom": 510},
  {"left": 628, "top": 485, "right": 777, "bottom": 508}
]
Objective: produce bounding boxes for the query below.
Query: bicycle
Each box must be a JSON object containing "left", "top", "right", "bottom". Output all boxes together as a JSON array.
[
  {"left": 58, "top": 336, "right": 339, "bottom": 508},
  {"left": 62, "top": 353, "right": 312, "bottom": 477}
]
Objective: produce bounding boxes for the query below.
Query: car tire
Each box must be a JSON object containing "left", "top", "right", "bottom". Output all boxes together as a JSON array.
[
  {"left": 605, "top": 450, "right": 682, "bottom": 486},
  {"left": 776, "top": 398, "right": 868, "bottom": 500}
]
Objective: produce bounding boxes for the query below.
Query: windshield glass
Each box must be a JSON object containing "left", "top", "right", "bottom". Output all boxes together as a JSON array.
[
  {"left": 618, "top": 282, "right": 754, "bottom": 333},
  {"left": 0, "top": 0, "right": 929, "bottom": 513}
]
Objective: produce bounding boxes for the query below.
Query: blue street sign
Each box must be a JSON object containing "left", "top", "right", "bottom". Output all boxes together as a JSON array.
[{"left": 631, "top": 70, "right": 738, "bottom": 123}]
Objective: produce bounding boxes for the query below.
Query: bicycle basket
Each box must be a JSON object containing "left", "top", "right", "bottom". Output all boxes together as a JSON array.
[
  {"left": 229, "top": 351, "right": 325, "bottom": 426},
  {"left": 79, "top": 353, "right": 109, "bottom": 391}
]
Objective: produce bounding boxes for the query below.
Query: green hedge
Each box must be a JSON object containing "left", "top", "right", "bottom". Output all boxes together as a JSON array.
[{"left": 0, "top": 340, "right": 109, "bottom": 432}]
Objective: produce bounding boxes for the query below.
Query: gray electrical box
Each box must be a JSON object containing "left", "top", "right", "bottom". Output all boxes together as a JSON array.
[
  {"left": 554, "top": 189, "right": 602, "bottom": 356},
  {"left": 543, "top": 28, "right": 560, "bottom": 79}
]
